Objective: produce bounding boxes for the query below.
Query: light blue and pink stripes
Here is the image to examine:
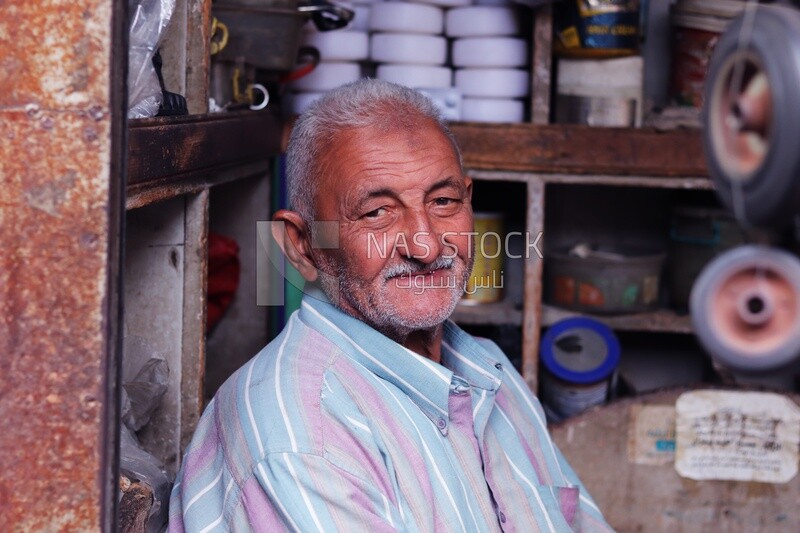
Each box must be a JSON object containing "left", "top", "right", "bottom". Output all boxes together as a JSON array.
[{"left": 169, "top": 288, "right": 613, "bottom": 532}]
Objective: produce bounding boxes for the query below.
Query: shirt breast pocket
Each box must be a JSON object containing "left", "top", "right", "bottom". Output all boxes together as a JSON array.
[{"left": 528, "top": 484, "right": 581, "bottom": 531}]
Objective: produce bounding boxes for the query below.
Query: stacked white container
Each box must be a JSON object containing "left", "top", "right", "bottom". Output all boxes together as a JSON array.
[
  {"left": 447, "top": 5, "right": 529, "bottom": 122},
  {"left": 288, "top": 0, "right": 531, "bottom": 123},
  {"left": 349, "top": 0, "right": 373, "bottom": 33},
  {"left": 369, "top": 1, "right": 459, "bottom": 116},
  {"left": 288, "top": 1, "right": 373, "bottom": 115}
]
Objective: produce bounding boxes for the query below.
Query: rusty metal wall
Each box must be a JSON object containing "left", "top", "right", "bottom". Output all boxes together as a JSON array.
[{"left": 0, "top": 0, "right": 125, "bottom": 530}]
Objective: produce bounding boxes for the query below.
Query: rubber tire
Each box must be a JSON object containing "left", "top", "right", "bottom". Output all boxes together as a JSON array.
[
  {"left": 690, "top": 245, "right": 800, "bottom": 372},
  {"left": 702, "top": 5, "right": 800, "bottom": 229}
]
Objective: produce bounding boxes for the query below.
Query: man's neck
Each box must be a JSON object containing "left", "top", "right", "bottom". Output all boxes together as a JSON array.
[
  {"left": 312, "top": 282, "right": 448, "bottom": 364},
  {"left": 371, "top": 321, "right": 444, "bottom": 364},
  {"left": 400, "top": 326, "right": 444, "bottom": 364}
]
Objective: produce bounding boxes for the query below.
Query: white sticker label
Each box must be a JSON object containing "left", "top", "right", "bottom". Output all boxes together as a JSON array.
[{"left": 675, "top": 390, "right": 800, "bottom": 484}]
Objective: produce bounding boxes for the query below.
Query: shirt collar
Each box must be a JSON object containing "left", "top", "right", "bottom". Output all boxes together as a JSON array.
[
  {"left": 441, "top": 321, "right": 504, "bottom": 393},
  {"left": 297, "top": 287, "right": 503, "bottom": 429}
]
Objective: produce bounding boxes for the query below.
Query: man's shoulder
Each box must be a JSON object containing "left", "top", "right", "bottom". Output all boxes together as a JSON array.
[
  {"left": 206, "top": 315, "right": 348, "bottom": 460},
  {"left": 179, "top": 313, "right": 370, "bottom": 493},
  {"left": 230, "top": 313, "right": 339, "bottom": 389}
]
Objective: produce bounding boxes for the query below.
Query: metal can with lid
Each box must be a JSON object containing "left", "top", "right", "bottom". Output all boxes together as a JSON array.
[{"left": 462, "top": 212, "right": 505, "bottom": 305}]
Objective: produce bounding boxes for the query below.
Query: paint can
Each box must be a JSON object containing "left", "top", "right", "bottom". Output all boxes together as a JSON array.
[
  {"left": 540, "top": 317, "right": 620, "bottom": 421},
  {"left": 554, "top": 0, "right": 640, "bottom": 58},
  {"left": 670, "top": 0, "right": 746, "bottom": 107},
  {"left": 462, "top": 212, "right": 504, "bottom": 304},
  {"left": 554, "top": 55, "right": 644, "bottom": 127}
]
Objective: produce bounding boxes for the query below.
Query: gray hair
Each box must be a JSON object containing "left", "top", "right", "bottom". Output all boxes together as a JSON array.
[{"left": 285, "top": 78, "right": 464, "bottom": 221}]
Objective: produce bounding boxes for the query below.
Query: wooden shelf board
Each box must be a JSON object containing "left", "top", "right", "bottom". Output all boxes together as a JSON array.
[
  {"left": 466, "top": 170, "right": 538, "bottom": 183},
  {"left": 450, "top": 122, "right": 708, "bottom": 178},
  {"left": 540, "top": 173, "right": 712, "bottom": 189},
  {"left": 468, "top": 169, "right": 713, "bottom": 189},
  {"left": 541, "top": 304, "right": 694, "bottom": 334},
  {"left": 126, "top": 159, "right": 271, "bottom": 210},
  {"left": 452, "top": 299, "right": 523, "bottom": 326},
  {"left": 126, "top": 110, "right": 282, "bottom": 209}
]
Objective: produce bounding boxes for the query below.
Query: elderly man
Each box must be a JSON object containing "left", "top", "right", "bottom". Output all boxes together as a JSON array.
[{"left": 169, "top": 79, "right": 612, "bottom": 532}]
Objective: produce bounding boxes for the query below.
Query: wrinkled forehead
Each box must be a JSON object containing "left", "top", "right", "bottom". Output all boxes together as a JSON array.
[
  {"left": 325, "top": 115, "right": 457, "bottom": 166},
  {"left": 312, "top": 119, "right": 465, "bottom": 215}
]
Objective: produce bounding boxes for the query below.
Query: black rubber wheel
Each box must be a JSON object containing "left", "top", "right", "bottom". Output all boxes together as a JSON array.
[
  {"left": 702, "top": 5, "right": 800, "bottom": 229},
  {"left": 690, "top": 245, "right": 800, "bottom": 373}
]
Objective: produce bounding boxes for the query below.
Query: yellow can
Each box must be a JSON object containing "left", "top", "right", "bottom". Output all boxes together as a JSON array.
[{"left": 463, "top": 212, "right": 504, "bottom": 305}]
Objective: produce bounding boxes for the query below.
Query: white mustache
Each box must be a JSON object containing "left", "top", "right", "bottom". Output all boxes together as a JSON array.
[{"left": 383, "top": 256, "right": 456, "bottom": 280}]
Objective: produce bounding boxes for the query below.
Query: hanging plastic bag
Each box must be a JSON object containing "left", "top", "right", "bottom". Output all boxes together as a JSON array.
[
  {"left": 121, "top": 335, "right": 169, "bottom": 431},
  {"left": 128, "top": 0, "right": 176, "bottom": 118}
]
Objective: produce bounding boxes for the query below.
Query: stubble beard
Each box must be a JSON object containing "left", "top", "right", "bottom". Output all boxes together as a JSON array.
[{"left": 315, "top": 252, "right": 474, "bottom": 342}]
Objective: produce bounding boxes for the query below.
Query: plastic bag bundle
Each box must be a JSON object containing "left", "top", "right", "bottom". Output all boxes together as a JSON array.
[{"left": 128, "top": 0, "right": 176, "bottom": 118}]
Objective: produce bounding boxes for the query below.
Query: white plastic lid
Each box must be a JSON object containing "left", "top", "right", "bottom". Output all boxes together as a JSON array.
[
  {"left": 455, "top": 68, "right": 530, "bottom": 98},
  {"left": 461, "top": 97, "right": 525, "bottom": 123},
  {"left": 452, "top": 37, "right": 528, "bottom": 68},
  {"left": 301, "top": 31, "right": 369, "bottom": 62},
  {"left": 376, "top": 64, "right": 453, "bottom": 89},
  {"left": 348, "top": 5, "right": 371, "bottom": 32},
  {"left": 369, "top": 2, "right": 444, "bottom": 34},
  {"left": 292, "top": 62, "right": 362, "bottom": 92},
  {"left": 370, "top": 33, "right": 447, "bottom": 65},
  {"left": 445, "top": 6, "right": 521, "bottom": 37},
  {"left": 408, "top": 0, "right": 472, "bottom": 7}
]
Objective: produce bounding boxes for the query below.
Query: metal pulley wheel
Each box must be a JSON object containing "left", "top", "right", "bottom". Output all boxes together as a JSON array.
[
  {"left": 702, "top": 4, "right": 800, "bottom": 228},
  {"left": 691, "top": 245, "right": 800, "bottom": 372}
]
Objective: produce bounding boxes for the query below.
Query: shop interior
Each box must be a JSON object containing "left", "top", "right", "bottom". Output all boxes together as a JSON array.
[{"left": 3, "top": 0, "right": 800, "bottom": 530}]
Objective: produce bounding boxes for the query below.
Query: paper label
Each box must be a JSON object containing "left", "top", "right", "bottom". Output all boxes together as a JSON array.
[
  {"left": 627, "top": 404, "right": 676, "bottom": 465},
  {"left": 675, "top": 390, "right": 800, "bottom": 483}
]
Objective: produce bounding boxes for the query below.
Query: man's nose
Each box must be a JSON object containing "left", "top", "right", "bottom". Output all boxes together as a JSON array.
[{"left": 399, "top": 211, "right": 442, "bottom": 263}]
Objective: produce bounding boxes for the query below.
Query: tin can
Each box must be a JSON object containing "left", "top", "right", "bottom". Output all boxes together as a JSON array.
[
  {"left": 669, "top": 0, "right": 746, "bottom": 107},
  {"left": 462, "top": 212, "right": 504, "bottom": 305},
  {"left": 554, "top": 0, "right": 641, "bottom": 58},
  {"left": 540, "top": 317, "right": 620, "bottom": 421}
]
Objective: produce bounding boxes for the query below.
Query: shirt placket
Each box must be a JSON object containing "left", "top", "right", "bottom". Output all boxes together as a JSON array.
[{"left": 446, "top": 380, "right": 505, "bottom": 532}]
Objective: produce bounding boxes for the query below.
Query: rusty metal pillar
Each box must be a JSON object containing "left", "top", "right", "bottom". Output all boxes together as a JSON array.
[{"left": 0, "top": 1, "right": 126, "bottom": 530}]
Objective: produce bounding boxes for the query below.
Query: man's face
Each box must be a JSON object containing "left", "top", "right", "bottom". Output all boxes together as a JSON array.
[{"left": 312, "top": 119, "right": 474, "bottom": 337}]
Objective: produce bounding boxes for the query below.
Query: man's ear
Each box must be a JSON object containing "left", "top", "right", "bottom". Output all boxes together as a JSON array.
[
  {"left": 464, "top": 175, "right": 473, "bottom": 203},
  {"left": 272, "top": 209, "right": 319, "bottom": 282}
]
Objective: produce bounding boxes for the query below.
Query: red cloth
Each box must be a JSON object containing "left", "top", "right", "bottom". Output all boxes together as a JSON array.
[{"left": 207, "top": 232, "right": 240, "bottom": 331}]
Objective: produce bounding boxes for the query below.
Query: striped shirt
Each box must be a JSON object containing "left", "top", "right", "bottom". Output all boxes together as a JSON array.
[{"left": 169, "top": 290, "right": 613, "bottom": 532}]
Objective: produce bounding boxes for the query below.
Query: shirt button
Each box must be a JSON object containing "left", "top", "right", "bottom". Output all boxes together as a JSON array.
[
  {"left": 498, "top": 511, "right": 506, "bottom": 523},
  {"left": 495, "top": 363, "right": 503, "bottom": 370},
  {"left": 437, "top": 418, "right": 447, "bottom": 429}
]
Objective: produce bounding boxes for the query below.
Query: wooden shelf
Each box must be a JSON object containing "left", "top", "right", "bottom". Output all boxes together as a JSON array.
[
  {"left": 541, "top": 304, "right": 694, "bottom": 334},
  {"left": 452, "top": 299, "right": 523, "bottom": 326},
  {"left": 453, "top": 302, "right": 693, "bottom": 333},
  {"left": 469, "top": 169, "right": 712, "bottom": 190},
  {"left": 450, "top": 122, "right": 708, "bottom": 178},
  {"left": 126, "top": 110, "right": 283, "bottom": 209}
]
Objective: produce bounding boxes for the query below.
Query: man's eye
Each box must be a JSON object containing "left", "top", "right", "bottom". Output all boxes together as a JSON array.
[
  {"left": 434, "top": 197, "right": 458, "bottom": 206},
  {"left": 363, "top": 207, "right": 387, "bottom": 218}
]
